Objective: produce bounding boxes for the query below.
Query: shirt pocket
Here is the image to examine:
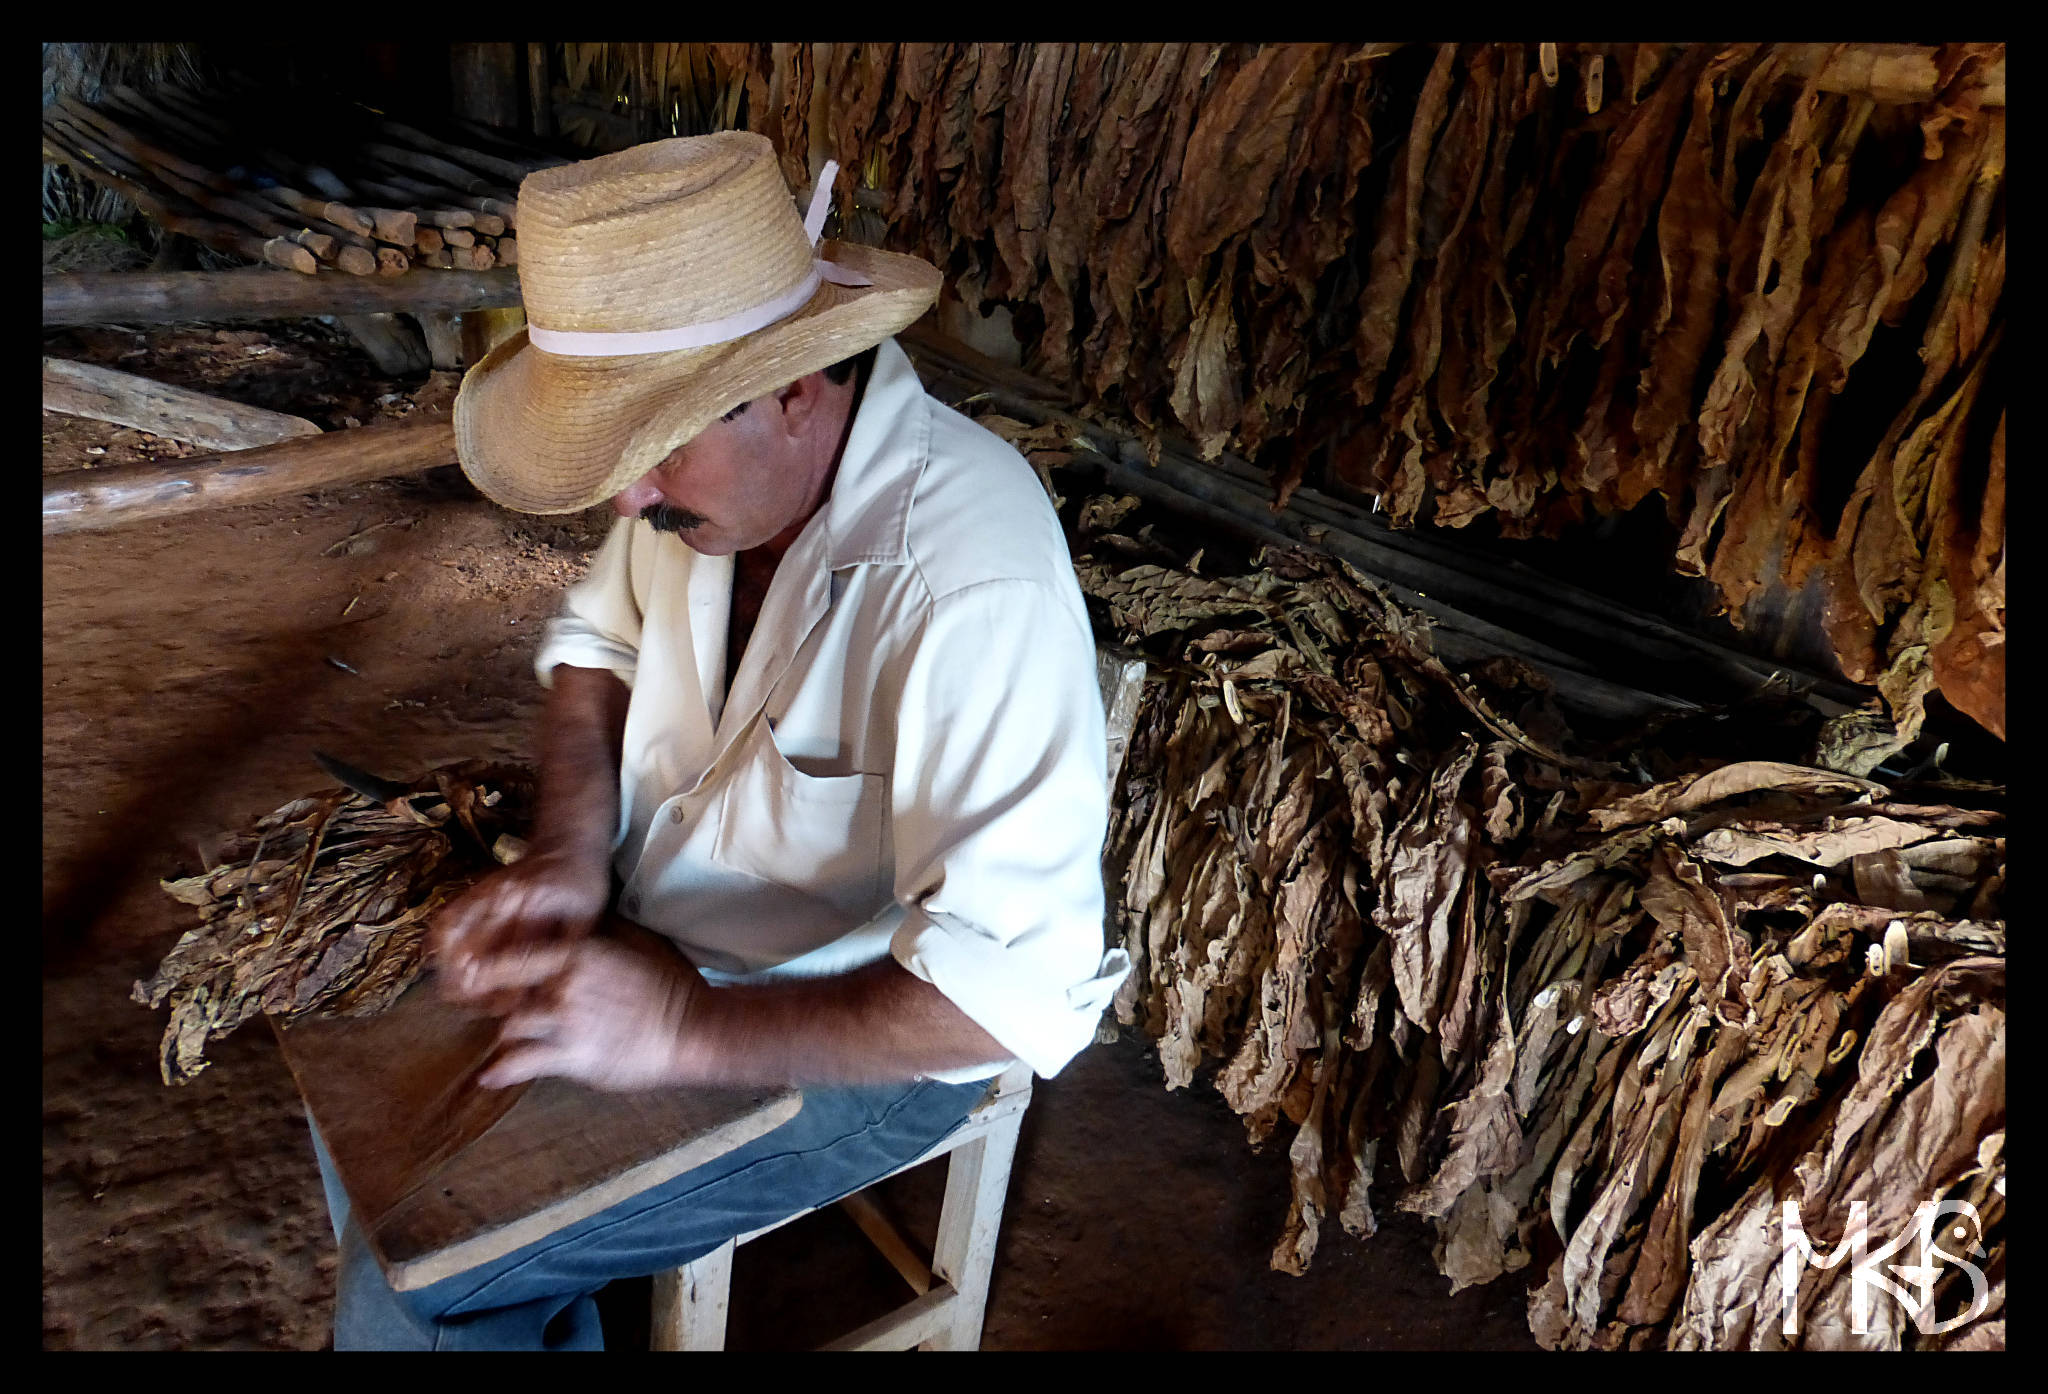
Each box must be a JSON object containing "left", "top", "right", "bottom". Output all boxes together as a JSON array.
[{"left": 711, "top": 719, "right": 890, "bottom": 926}]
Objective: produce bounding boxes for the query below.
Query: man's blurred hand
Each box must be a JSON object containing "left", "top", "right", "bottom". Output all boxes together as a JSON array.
[
  {"left": 467, "top": 920, "right": 711, "bottom": 1092},
  {"left": 429, "top": 841, "right": 612, "bottom": 1000}
]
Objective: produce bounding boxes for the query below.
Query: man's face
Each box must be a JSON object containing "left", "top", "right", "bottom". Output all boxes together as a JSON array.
[{"left": 609, "top": 399, "right": 806, "bottom": 556}]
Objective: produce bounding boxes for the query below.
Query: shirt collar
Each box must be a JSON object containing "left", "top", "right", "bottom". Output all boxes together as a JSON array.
[{"left": 807, "top": 337, "right": 930, "bottom": 571}]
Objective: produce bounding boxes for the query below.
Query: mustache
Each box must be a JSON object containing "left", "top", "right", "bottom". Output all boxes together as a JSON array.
[{"left": 641, "top": 502, "right": 709, "bottom": 536}]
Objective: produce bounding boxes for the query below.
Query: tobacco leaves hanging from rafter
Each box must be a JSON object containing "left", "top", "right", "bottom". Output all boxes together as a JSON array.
[{"left": 697, "top": 41, "right": 2001, "bottom": 739}]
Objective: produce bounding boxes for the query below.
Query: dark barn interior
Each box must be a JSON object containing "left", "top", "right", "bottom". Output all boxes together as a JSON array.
[{"left": 44, "top": 41, "right": 2003, "bottom": 1351}]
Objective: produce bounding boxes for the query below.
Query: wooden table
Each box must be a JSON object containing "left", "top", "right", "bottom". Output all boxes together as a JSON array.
[{"left": 274, "top": 981, "right": 800, "bottom": 1292}]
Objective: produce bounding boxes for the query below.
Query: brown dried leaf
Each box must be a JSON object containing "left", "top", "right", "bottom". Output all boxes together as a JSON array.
[
  {"left": 1374, "top": 740, "right": 1481, "bottom": 1031},
  {"left": 1691, "top": 814, "right": 1941, "bottom": 868},
  {"left": 1403, "top": 998, "right": 1521, "bottom": 1218},
  {"left": 1584, "top": 760, "right": 1885, "bottom": 831}
]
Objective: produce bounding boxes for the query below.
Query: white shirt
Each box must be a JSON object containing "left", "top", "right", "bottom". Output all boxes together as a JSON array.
[{"left": 532, "top": 338, "right": 1129, "bottom": 1080}]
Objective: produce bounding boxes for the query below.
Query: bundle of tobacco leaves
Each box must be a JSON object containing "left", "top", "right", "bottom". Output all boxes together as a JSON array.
[
  {"left": 132, "top": 761, "right": 536, "bottom": 1086},
  {"left": 1473, "top": 775, "right": 2003, "bottom": 1350},
  {"left": 590, "top": 42, "right": 2001, "bottom": 742},
  {"left": 1085, "top": 530, "right": 1614, "bottom": 1272},
  {"left": 1079, "top": 512, "right": 2003, "bottom": 1349}
]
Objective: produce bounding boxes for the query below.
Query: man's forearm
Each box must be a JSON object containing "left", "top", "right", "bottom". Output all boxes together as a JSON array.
[
  {"left": 677, "top": 957, "right": 1011, "bottom": 1087},
  {"left": 536, "top": 665, "right": 631, "bottom": 860}
]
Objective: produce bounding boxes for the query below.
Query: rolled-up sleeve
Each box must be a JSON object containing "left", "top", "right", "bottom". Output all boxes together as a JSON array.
[
  {"left": 534, "top": 515, "right": 644, "bottom": 688},
  {"left": 888, "top": 577, "right": 1131, "bottom": 1079}
]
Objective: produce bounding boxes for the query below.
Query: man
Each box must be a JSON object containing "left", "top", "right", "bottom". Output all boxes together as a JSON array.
[{"left": 311, "top": 132, "right": 1127, "bottom": 1348}]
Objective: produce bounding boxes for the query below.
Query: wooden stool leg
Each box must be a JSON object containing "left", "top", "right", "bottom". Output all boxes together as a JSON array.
[
  {"left": 920, "top": 1107, "right": 1025, "bottom": 1351},
  {"left": 651, "top": 1238, "right": 735, "bottom": 1351}
]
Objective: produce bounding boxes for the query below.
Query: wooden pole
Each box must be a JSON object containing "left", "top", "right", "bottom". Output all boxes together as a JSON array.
[
  {"left": 101, "top": 85, "right": 234, "bottom": 163},
  {"left": 350, "top": 166, "right": 517, "bottom": 229},
  {"left": 372, "top": 115, "right": 537, "bottom": 187},
  {"left": 98, "top": 84, "right": 386, "bottom": 253},
  {"left": 451, "top": 115, "right": 571, "bottom": 170},
  {"left": 450, "top": 42, "right": 523, "bottom": 130},
  {"left": 43, "top": 357, "right": 324, "bottom": 452},
  {"left": 356, "top": 205, "right": 422, "bottom": 247},
  {"left": 362, "top": 142, "right": 498, "bottom": 197},
  {"left": 56, "top": 111, "right": 365, "bottom": 275},
  {"left": 44, "top": 417, "right": 459, "bottom": 536},
  {"left": 524, "top": 45, "right": 556, "bottom": 140},
  {"left": 41, "top": 124, "right": 315, "bottom": 274},
  {"left": 246, "top": 190, "right": 389, "bottom": 264},
  {"left": 42, "top": 269, "right": 524, "bottom": 326},
  {"left": 415, "top": 311, "right": 465, "bottom": 371},
  {"left": 53, "top": 96, "right": 233, "bottom": 197},
  {"left": 44, "top": 110, "right": 342, "bottom": 265}
]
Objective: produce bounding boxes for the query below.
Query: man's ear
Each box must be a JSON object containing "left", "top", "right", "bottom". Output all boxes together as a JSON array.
[{"left": 769, "top": 369, "right": 831, "bottom": 431}]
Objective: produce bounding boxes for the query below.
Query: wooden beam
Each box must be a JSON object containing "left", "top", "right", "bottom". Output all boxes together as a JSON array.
[
  {"left": 43, "top": 417, "right": 458, "bottom": 536},
  {"left": 651, "top": 1239, "right": 733, "bottom": 1351},
  {"left": 838, "top": 1191, "right": 934, "bottom": 1296},
  {"left": 817, "top": 1283, "right": 960, "bottom": 1352},
  {"left": 42, "top": 269, "right": 524, "bottom": 327},
  {"left": 43, "top": 356, "right": 322, "bottom": 452},
  {"left": 924, "top": 1121, "right": 1019, "bottom": 1350},
  {"left": 415, "top": 311, "right": 464, "bottom": 371},
  {"left": 450, "top": 42, "right": 523, "bottom": 129},
  {"left": 895, "top": 324, "right": 1869, "bottom": 725},
  {"left": 41, "top": 122, "right": 314, "bottom": 275},
  {"left": 525, "top": 44, "right": 556, "bottom": 138}
]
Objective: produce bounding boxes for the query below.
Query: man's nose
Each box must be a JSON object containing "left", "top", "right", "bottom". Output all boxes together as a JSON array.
[{"left": 613, "top": 475, "right": 663, "bottom": 517}]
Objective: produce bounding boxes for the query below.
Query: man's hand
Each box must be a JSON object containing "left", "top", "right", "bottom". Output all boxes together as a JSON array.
[
  {"left": 431, "top": 663, "right": 630, "bottom": 1001},
  {"left": 471, "top": 919, "right": 710, "bottom": 1092},
  {"left": 430, "top": 842, "right": 612, "bottom": 1000},
  {"left": 454, "top": 913, "right": 1013, "bottom": 1090}
]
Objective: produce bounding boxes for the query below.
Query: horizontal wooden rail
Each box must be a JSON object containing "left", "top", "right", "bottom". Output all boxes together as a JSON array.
[
  {"left": 43, "top": 416, "right": 457, "bottom": 536},
  {"left": 42, "top": 268, "right": 524, "bottom": 327},
  {"left": 43, "top": 355, "right": 322, "bottom": 452},
  {"left": 818, "top": 1282, "right": 960, "bottom": 1351}
]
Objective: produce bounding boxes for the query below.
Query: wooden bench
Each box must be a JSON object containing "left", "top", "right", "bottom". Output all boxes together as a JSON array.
[{"left": 651, "top": 1060, "right": 1035, "bottom": 1351}]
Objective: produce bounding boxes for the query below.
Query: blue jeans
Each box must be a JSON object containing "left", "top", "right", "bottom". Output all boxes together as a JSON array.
[{"left": 311, "top": 1077, "right": 989, "bottom": 1350}]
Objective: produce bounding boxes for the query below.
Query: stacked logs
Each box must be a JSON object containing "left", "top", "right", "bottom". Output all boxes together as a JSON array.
[{"left": 39, "top": 79, "right": 567, "bottom": 277}]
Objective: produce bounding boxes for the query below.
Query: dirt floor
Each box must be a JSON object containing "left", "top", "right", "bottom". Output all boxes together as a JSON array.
[{"left": 42, "top": 321, "right": 1538, "bottom": 1351}]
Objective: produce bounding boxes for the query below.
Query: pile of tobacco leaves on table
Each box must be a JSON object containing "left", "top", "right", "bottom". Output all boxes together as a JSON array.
[
  {"left": 132, "top": 761, "right": 535, "bottom": 1087},
  {"left": 1075, "top": 495, "right": 2003, "bottom": 1350}
]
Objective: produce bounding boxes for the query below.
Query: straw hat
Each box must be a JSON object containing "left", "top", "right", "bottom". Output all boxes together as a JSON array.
[{"left": 454, "top": 132, "right": 941, "bottom": 514}]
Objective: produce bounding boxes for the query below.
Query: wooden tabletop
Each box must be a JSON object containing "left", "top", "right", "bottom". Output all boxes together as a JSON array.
[{"left": 274, "top": 981, "right": 800, "bottom": 1292}]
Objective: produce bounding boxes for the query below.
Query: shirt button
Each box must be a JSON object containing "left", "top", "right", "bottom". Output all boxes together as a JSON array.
[
  {"left": 623, "top": 894, "right": 641, "bottom": 915},
  {"left": 670, "top": 805, "right": 686, "bottom": 825}
]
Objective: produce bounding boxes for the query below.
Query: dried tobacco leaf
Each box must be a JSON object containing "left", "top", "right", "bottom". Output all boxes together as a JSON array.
[
  {"left": 1352, "top": 44, "right": 1459, "bottom": 407},
  {"left": 134, "top": 762, "right": 535, "bottom": 1085}
]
